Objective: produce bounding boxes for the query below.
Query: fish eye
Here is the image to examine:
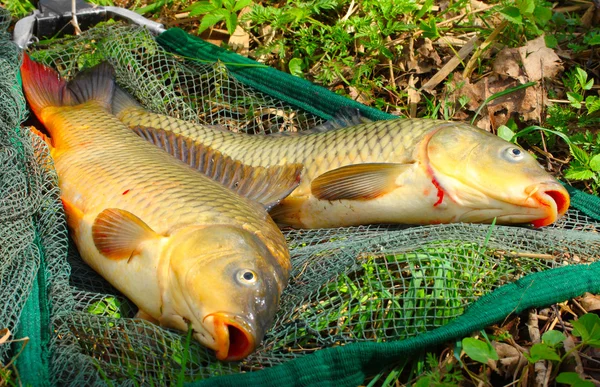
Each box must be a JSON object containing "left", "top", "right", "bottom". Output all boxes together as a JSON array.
[
  {"left": 236, "top": 269, "right": 258, "bottom": 285},
  {"left": 503, "top": 146, "right": 525, "bottom": 162}
]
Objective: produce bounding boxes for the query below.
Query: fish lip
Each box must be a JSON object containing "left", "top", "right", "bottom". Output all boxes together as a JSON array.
[
  {"left": 203, "top": 312, "right": 256, "bottom": 361},
  {"left": 526, "top": 182, "right": 570, "bottom": 228}
]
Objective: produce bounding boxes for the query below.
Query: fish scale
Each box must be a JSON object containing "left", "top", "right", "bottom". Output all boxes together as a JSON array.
[
  {"left": 121, "top": 108, "right": 434, "bottom": 182},
  {"left": 115, "top": 96, "right": 570, "bottom": 229},
  {"left": 49, "top": 104, "right": 290, "bottom": 269}
]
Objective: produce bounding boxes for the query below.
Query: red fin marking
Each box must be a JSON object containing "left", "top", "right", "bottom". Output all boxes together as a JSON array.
[
  {"left": 20, "top": 54, "right": 67, "bottom": 119},
  {"left": 431, "top": 178, "right": 444, "bottom": 207},
  {"left": 122, "top": 189, "right": 130, "bottom": 195}
]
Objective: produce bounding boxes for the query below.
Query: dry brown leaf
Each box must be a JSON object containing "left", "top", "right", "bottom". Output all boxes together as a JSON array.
[
  {"left": 493, "top": 48, "right": 524, "bottom": 81},
  {"left": 493, "top": 342, "right": 526, "bottom": 379},
  {"left": 493, "top": 36, "right": 562, "bottom": 82},
  {"left": 520, "top": 35, "right": 563, "bottom": 82},
  {"left": 229, "top": 25, "right": 250, "bottom": 56},
  {"left": 408, "top": 38, "right": 442, "bottom": 74},
  {"left": 229, "top": 6, "right": 252, "bottom": 56},
  {"left": 347, "top": 86, "right": 370, "bottom": 106},
  {"left": 579, "top": 292, "right": 600, "bottom": 312}
]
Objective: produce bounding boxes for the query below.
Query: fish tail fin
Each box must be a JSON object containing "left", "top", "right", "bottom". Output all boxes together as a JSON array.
[
  {"left": 112, "top": 86, "right": 144, "bottom": 118},
  {"left": 20, "top": 53, "right": 115, "bottom": 119},
  {"left": 20, "top": 54, "right": 68, "bottom": 118}
]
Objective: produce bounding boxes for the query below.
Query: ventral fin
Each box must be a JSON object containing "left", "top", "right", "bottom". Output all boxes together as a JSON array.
[
  {"left": 311, "top": 163, "right": 409, "bottom": 201},
  {"left": 270, "top": 107, "right": 372, "bottom": 137},
  {"left": 132, "top": 126, "right": 303, "bottom": 211},
  {"left": 92, "top": 208, "right": 159, "bottom": 261},
  {"left": 29, "top": 126, "right": 52, "bottom": 148}
]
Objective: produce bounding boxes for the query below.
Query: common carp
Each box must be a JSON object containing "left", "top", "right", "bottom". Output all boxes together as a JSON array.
[
  {"left": 112, "top": 89, "right": 570, "bottom": 229},
  {"left": 20, "top": 55, "right": 302, "bottom": 361}
]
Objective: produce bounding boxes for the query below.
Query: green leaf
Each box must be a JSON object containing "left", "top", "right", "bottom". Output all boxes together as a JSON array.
[
  {"left": 222, "top": 0, "right": 235, "bottom": 10},
  {"left": 462, "top": 337, "right": 498, "bottom": 364},
  {"left": 586, "top": 96, "right": 600, "bottom": 114},
  {"left": 518, "top": 0, "right": 535, "bottom": 16},
  {"left": 571, "top": 313, "right": 600, "bottom": 348},
  {"left": 570, "top": 144, "right": 591, "bottom": 164},
  {"left": 575, "top": 68, "right": 589, "bottom": 89},
  {"left": 187, "top": 1, "right": 215, "bottom": 16},
  {"left": 528, "top": 343, "right": 561, "bottom": 362},
  {"left": 198, "top": 9, "right": 227, "bottom": 34},
  {"left": 211, "top": 0, "right": 223, "bottom": 8},
  {"left": 497, "top": 125, "right": 516, "bottom": 142},
  {"left": 564, "top": 166, "right": 595, "bottom": 181},
  {"left": 233, "top": 0, "right": 252, "bottom": 12},
  {"left": 533, "top": 6, "right": 552, "bottom": 25},
  {"left": 414, "top": 376, "right": 432, "bottom": 387},
  {"left": 224, "top": 9, "right": 237, "bottom": 35},
  {"left": 567, "top": 92, "right": 583, "bottom": 109},
  {"left": 289, "top": 57, "right": 304, "bottom": 78},
  {"left": 556, "top": 372, "right": 595, "bottom": 387},
  {"left": 590, "top": 155, "right": 600, "bottom": 172},
  {"left": 584, "top": 78, "right": 594, "bottom": 91},
  {"left": 544, "top": 34, "right": 558, "bottom": 48},
  {"left": 542, "top": 330, "right": 566, "bottom": 347},
  {"left": 500, "top": 6, "right": 523, "bottom": 24},
  {"left": 588, "top": 34, "right": 600, "bottom": 46},
  {"left": 415, "top": 0, "right": 434, "bottom": 19}
]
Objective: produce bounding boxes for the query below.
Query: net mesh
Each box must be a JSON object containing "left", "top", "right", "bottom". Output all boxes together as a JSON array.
[{"left": 0, "top": 16, "right": 594, "bottom": 385}]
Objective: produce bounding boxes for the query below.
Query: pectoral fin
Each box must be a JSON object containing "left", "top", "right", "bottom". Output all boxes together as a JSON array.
[
  {"left": 311, "top": 163, "right": 410, "bottom": 201},
  {"left": 92, "top": 208, "right": 160, "bottom": 261},
  {"left": 132, "top": 126, "right": 303, "bottom": 211}
]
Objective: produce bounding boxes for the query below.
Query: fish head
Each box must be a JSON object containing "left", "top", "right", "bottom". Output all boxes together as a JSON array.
[
  {"left": 425, "top": 123, "right": 570, "bottom": 227},
  {"left": 160, "top": 225, "right": 285, "bottom": 361}
]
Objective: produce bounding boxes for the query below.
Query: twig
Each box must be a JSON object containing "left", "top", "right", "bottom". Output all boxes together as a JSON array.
[
  {"left": 563, "top": 334, "right": 586, "bottom": 376},
  {"left": 527, "top": 310, "right": 548, "bottom": 387},
  {"left": 463, "top": 20, "right": 508, "bottom": 79},
  {"left": 571, "top": 298, "right": 589, "bottom": 316},
  {"left": 530, "top": 145, "right": 570, "bottom": 164},
  {"left": 341, "top": 0, "right": 357, "bottom": 22},
  {"left": 421, "top": 35, "right": 479, "bottom": 92},
  {"left": 71, "top": 0, "right": 82, "bottom": 35}
]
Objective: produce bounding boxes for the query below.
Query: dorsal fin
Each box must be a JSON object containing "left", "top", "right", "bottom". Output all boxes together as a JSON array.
[
  {"left": 112, "top": 86, "right": 144, "bottom": 117},
  {"left": 269, "top": 107, "right": 372, "bottom": 137},
  {"left": 132, "top": 126, "right": 303, "bottom": 210}
]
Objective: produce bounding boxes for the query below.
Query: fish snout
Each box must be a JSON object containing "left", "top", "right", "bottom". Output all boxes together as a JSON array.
[
  {"left": 526, "top": 182, "right": 570, "bottom": 227},
  {"left": 203, "top": 312, "right": 256, "bottom": 361}
]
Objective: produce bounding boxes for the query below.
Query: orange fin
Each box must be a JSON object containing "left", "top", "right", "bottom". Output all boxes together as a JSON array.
[
  {"left": 268, "top": 196, "right": 307, "bottom": 228},
  {"left": 311, "top": 163, "right": 409, "bottom": 201},
  {"left": 132, "top": 126, "right": 303, "bottom": 211},
  {"left": 20, "top": 53, "right": 115, "bottom": 120},
  {"left": 92, "top": 208, "right": 159, "bottom": 261},
  {"left": 135, "top": 309, "right": 159, "bottom": 324},
  {"left": 29, "top": 126, "right": 53, "bottom": 149},
  {"left": 61, "top": 198, "right": 85, "bottom": 236}
]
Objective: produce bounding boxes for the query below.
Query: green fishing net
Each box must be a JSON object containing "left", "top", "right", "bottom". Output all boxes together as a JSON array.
[{"left": 1, "top": 12, "right": 599, "bottom": 386}]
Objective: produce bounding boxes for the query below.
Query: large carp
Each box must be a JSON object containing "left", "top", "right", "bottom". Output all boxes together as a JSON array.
[
  {"left": 112, "top": 89, "right": 570, "bottom": 229},
  {"left": 20, "top": 55, "right": 302, "bottom": 361}
]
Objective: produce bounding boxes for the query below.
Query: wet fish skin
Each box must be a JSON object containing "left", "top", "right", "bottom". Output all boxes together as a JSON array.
[
  {"left": 113, "top": 90, "right": 570, "bottom": 229},
  {"left": 20, "top": 55, "right": 292, "bottom": 361}
]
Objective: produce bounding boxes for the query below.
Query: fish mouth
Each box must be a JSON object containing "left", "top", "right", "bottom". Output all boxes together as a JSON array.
[
  {"left": 203, "top": 313, "right": 256, "bottom": 361},
  {"left": 526, "top": 182, "right": 570, "bottom": 228}
]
